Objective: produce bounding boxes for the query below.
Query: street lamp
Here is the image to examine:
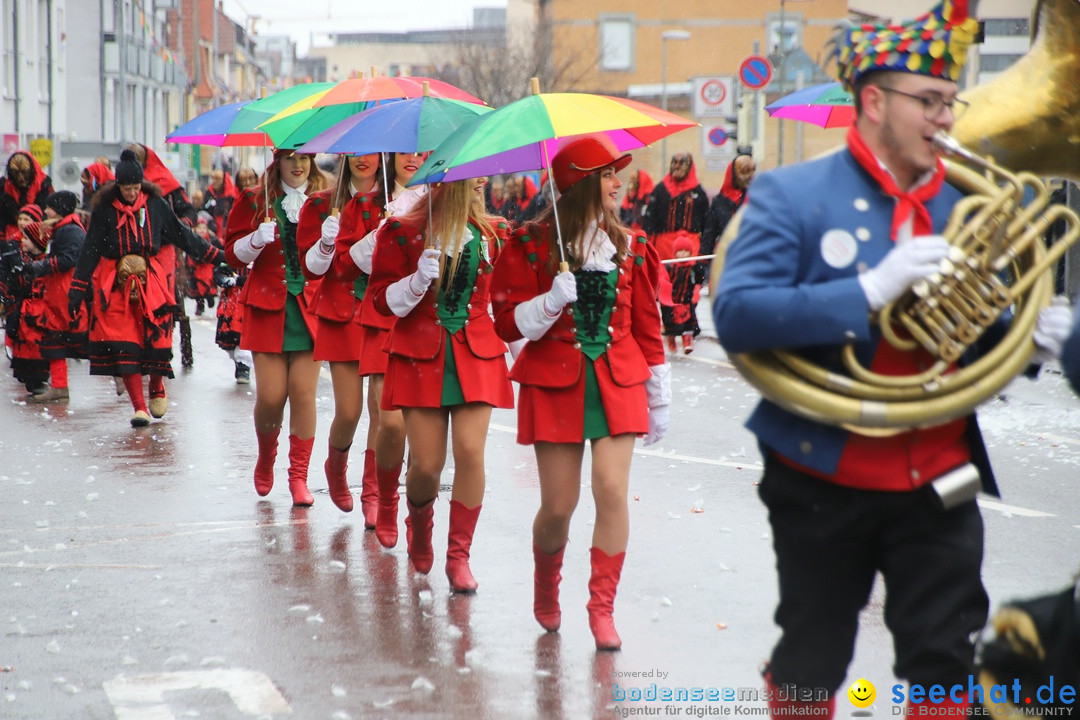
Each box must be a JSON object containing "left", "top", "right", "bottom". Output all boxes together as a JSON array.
[
  {"left": 660, "top": 29, "right": 691, "bottom": 174},
  {"left": 776, "top": 0, "right": 814, "bottom": 167}
]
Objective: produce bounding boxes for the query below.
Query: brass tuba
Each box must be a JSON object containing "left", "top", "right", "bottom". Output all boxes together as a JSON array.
[{"left": 711, "top": 0, "right": 1080, "bottom": 434}]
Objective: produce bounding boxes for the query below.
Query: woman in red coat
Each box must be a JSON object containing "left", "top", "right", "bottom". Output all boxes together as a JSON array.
[
  {"left": 343, "top": 152, "right": 427, "bottom": 549},
  {"left": 490, "top": 135, "right": 671, "bottom": 650},
  {"left": 367, "top": 177, "right": 512, "bottom": 592},
  {"left": 224, "top": 150, "right": 330, "bottom": 506},
  {"left": 298, "top": 152, "right": 385, "bottom": 517}
]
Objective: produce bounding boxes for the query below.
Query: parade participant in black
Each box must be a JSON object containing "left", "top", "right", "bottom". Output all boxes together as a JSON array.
[
  {"left": 700, "top": 153, "right": 755, "bottom": 262},
  {"left": 657, "top": 232, "right": 705, "bottom": 354},
  {"left": 713, "top": 1, "right": 1072, "bottom": 714},
  {"left": 68, "top": 150, "right": 225, "bottom": 427},
  {"left": 640, "top": 152, "right": 707, "bottom": 261},
  {"left": 618, "top": 168, "right": 653, "bottom": 234},
  {"left": 203, "top": 169, "right": 238, "bottom": 238},
  {"left": 212, "top": 259, "right": 251, "bottom": 384},
  {"left": 187, "top": 211, "right": 220, "bottom": 316},
  {"left": 1, "top": 151, "right": 53, "bottom": 241},
  {"left": 4, "top": 222, "right": 50, "bottom": 395},
  {"left": 23, "top": 191, "right": 88, "bottom": 403}
]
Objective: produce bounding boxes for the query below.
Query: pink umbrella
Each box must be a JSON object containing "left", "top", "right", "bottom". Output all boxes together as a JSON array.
[{"left": 765, "top": 82, "right": 854, "bottom": 129}]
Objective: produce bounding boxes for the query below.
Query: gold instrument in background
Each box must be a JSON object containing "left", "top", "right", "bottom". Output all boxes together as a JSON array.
[{"left": 711, "top": 0, "right": 1080, "bottom": 434}]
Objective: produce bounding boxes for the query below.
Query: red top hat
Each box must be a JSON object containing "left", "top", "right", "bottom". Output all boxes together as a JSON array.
[{"left": 551, "top": 135, "right": 632, "bottom": 193}]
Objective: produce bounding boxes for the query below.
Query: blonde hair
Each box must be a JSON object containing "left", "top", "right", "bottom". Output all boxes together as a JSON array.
[
  {"left": 400, "top": 180, "right": 496, "bottom": 282},
  {"left": 536, "top": 172, "right": 629, "bottom": 273}
]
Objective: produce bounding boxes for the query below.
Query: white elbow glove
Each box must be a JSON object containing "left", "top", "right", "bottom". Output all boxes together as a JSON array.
[
  {"left": 642, "top": 363, "right": 671, "bottom": 446},
  {"left": 1033, "top": 297, "right": 1074, "bottom": 363},
  {"left": 408, "top": 248, "right": 441, "bottom": 296},
  {"left": 349, "top": 229, "right": 378, "bottom": 273},
  {"left": 320, "top": 214, "right": 340, "bottom": 248},
  {"left": 543, "top": 271, "right": 578, "bottom": 316},
  {"left": 857, "top": 234, "right": 949, "bottom": 311},
  {"left": 251, "top": 221, "right": 277, "bottom": 249},
  {"left": 305, "top": 242, "right": 333, "bottom": 276}
]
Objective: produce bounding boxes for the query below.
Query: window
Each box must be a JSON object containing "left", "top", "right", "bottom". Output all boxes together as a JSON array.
[
  {"left": 1, "top": 4, "right": 15, "bottom": 95},
  {"left": 979, "top": 54, "right": 1024, "bottom": 72},
  {"left": 599, "top": 15, "right": 634, "bottom": 72},
  {"left": 768, "top": 14, "right": 803, "bottom": 56},
  {"left": 39, "top": 0, "right": 50, "bottom": 100}
]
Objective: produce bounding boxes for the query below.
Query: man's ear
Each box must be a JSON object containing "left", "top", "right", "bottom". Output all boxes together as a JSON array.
[{"left": 860, "top": 84, "right": 887, "bottom": 125}]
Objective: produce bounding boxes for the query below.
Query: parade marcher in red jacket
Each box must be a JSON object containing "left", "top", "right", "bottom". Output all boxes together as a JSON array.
[
  {"left": 22, "top": 191, "right": 88, "bottom": 403},
  {"left": 224, "top": 150, "right": 330, "bottom": 506},
  {"left": 490, "top": 135, "right": 670, "bottom": 650},
  {"left": 203, "top": 169, "right": 238, "bottom": 239},
  {"left": 344, "top": 152, "right": 428, "bottom": 549},
  {"left": 187, "top": 211, "right": 221, "bottom": 316},
  {"left": 68, "top": 151, "right": 225, "bottom": 427},
  {"left": 299, "top": 152, "right": 385, "bottom": 516},
  {"left": 368, "top": 177, "right": 513, "bottom": 592}
]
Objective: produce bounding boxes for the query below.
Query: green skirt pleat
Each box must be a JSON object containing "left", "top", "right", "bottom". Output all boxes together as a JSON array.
[
  {"left": 281, "top": 294, "right": 314, "bottom": 352},
  {"left": 582, "top": 360, "right": 611, "bottom": 440},
  {"left": 440, "top": 335, "right": 466, "bottom": 407}
]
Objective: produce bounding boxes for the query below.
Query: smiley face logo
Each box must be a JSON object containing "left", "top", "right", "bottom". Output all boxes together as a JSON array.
[{"left": 848, "top": 678, "right": 876, "bottom": 708}]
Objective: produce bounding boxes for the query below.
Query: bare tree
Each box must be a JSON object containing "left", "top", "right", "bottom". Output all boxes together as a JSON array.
[{"left": 432, "top": 19, "right": 593, "bottom": 106}]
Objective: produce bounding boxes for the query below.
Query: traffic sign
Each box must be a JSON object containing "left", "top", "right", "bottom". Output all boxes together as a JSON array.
[
  {"left": 708, "top": 127, "right": 729, "bottom": 146},
  {"left": 691, "top": 76, "right": 736, "bottom": 119},
  {"left": 738, "top": 55, "right": 773, "bottom": 91}
]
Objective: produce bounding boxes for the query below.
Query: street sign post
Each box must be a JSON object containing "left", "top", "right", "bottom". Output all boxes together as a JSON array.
[{"left": 691, "top": 76, "right": 736, "bottom": 119}]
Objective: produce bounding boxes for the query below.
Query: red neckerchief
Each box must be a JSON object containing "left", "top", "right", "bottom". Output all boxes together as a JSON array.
[
  {"left": 718, "top": 160, "right": 746, "bottom": 207},
  {"left": 112, "top": 191, "right": 150, "bottom": 254},
  {"left": 54, "top": 213, "right": 85, "bottom": 231},
  {"left": 846, "top": 126, "right": 944, "bottom": 239},
  {"left": 621, "top": 169, "right": 655, "bottom": 210},
  {"left": 661, "top": 162, "right": 700, "bottom": 198},
  {"left": 4, "top": 151, "right": 47, "bottom": 207},
  {"left": 85, "top": 162, "right": 114, "bottom": 191}
]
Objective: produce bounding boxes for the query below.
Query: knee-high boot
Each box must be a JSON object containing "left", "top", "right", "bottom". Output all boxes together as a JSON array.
[
  {"left": 586, "top": 547, "right": 625, "bottom": 651},
  {"left": 287, "top": 435, "right": 315, "bottom": 507},
  {"left": 406, "top": 498, "right": 435, "bottom": 574},
  {"left": 533, "top": 544, "right": 565, "bottom": 631},
  {"left": 360, "top": 449, "right": 379, "bottom": 529},
  {"left": 445, "top": 501, "right": 481, "bottom": 593},
  {"left": 374, "top": 463, "right": 402, "bottom": 548},
  {"left": 324, "top": 443, "right": 353, "bottom": 512},
  {"left": 254, "top": 429, "right": 279, "bottom": 496}
]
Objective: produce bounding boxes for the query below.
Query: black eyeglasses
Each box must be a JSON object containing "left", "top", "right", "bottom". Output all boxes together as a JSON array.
[{"left": 878, "top": 87, "right": 969, "bottom": 120}]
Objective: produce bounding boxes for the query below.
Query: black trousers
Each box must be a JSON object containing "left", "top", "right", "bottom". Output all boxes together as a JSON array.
[{"left": 760, "top": 454, "right": 989, "bottom": 693}]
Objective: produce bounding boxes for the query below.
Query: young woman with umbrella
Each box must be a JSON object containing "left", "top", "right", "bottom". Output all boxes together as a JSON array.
[
  {"left": 367, "top": 176, "right": 512, "bottom": 592},
  {"left": 490, "top": 135, "right": 670, "bottom": 650},
  {"left": 224, "top": 150, "right": 330, "bottom": 505},
  {"left": 298, "top": 152, "right": 386, "bottom": 517}
]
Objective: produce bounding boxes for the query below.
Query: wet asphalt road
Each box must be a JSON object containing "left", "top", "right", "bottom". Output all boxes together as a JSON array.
[{"left": 3, "top": 297, "right": 1080, "bottom": 719}]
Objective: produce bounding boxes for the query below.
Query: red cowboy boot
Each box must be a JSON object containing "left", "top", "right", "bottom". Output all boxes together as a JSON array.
[
  {"left": 764, "top": 671, "right": 836, "bottom": 720},
  {"left": 445, "top": 501, "right": 481, "bottom": 593},
  {"left": 533, "top": 543, "right": 565, "bottom": 632},
  {"left": 406, "top": 498, "right": 435, "bottom": 574},
  {"left": 375, "top": 463, "right": 402, "bottom": 548},
  {"left": 586, "top": 547, "right": 625, "bottom": 651},
  {"left": 254, "top": 429, "right": 279, "bottom": 496},
  {"left": 682, "top": 333, "right": 694, "bottom": 354},
  {"left": 360, "top": 449, "right": 379, "bottom": 529},
  {"left": 287, "top": 435, "right": 315, "bottom": 507},
  {"left": 324, "top": 443, "right": 353, "bottom": 512}
]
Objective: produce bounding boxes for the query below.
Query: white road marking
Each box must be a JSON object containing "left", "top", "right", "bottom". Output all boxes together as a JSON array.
[
  {"left": 977, "top": 498, "right": 1055, "bottom": 518},
  {"left": 103, "top": 669, "right": 291, "bottom": 719}
]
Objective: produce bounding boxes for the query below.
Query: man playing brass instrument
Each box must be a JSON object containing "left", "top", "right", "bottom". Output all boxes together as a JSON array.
[{"left": 714, "top": 1, "right": 1071, "bottom": 715}]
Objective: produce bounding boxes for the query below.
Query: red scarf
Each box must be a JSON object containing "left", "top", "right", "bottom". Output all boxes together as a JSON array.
[
  {"left": 138, "top": 146, "right": 182, "bottom": 196},
  {"left": 846, "top": 127, "right": 944, "bottom": 239},
  {"left": 85, "top": 162, "right": 115, "bottom": 191},
  {"left": 621, "top": 169, "right": 655, "bottom": 210},
  {"left": 718, "top": 160, "right": 747, "bottom": 207},
  {"left": 54, "top": 213, "right": 85, "bottom": 232},
  {"left": 112, "top": 191, "right": 151, "bottom": 255}
]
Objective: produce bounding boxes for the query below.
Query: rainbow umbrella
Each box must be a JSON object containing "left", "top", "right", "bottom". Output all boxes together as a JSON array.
[
  {"left": 409, "top": 91, "right": 697, "bottom": 185},
  {"left": 765, "top": 82, "right": 854, "bottom": 129},
  {"left": 297, "top": 96, "right": 492, "bottom": 155},
  {"left": 166, "top": 100, "right": 272, "bottom": 146},
  {"left": 312, "top": 76, "right": 484, "bottom": 108}
]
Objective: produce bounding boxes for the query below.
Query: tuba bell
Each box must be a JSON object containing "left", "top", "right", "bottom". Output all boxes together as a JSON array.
[{"left": 711, "top": 0, "right": 1080, "bottom": 435}]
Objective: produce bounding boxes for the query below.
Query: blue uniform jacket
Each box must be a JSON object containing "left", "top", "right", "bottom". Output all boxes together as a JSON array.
[{"left": 713, "top": 148, "right": 999, "bottom": 496}]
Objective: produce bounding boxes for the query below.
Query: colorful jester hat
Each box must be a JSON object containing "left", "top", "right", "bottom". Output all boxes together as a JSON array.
[{"left": 832, "top": 0, "right": 979, "bottom": 92}]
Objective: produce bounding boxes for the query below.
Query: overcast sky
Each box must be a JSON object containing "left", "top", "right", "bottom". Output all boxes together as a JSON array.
[{"left": 220, "top": 0, "right": 507, "bottom": 56}]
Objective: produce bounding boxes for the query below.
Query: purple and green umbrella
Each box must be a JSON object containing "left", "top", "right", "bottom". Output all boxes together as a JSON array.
[
  {"left": 297, "top": 96, "right": 492, "bottom": 155},
  {"left": 765, "top": 82, "right": 854, "bottom": 129}
]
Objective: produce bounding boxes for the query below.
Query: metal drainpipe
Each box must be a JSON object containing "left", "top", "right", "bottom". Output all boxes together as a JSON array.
[
  {"left": 13, "top": 0, "right": 19, "bottom": 135},
  {"left": 47, "top": 0, "right": 53, "bottom": 150}
]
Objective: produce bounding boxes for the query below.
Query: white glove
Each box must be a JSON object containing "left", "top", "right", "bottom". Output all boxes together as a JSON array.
[
  {"left": 857, "top": 235, "right": 950, "bottom": 311},
  {"left": 1032, "top": 297, "right": 1073, "bottom": 362},
  {"left": 642, "top": 363, "right": 671, "bottom": 446},
  {"left": 644, "top": 406, "right": 669, "bottom": 446},
  {"left": 320, "top": 215, "right": 340, "bottom": 247},
  {"left": 543, "top": 271, "right": 578, "bottom": 316},
  {"left": 251, "top": 221, "right": 277, "bottom": 249},
  {"left": 408, "top": 248, "right": 441, "bottom": 296}
]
